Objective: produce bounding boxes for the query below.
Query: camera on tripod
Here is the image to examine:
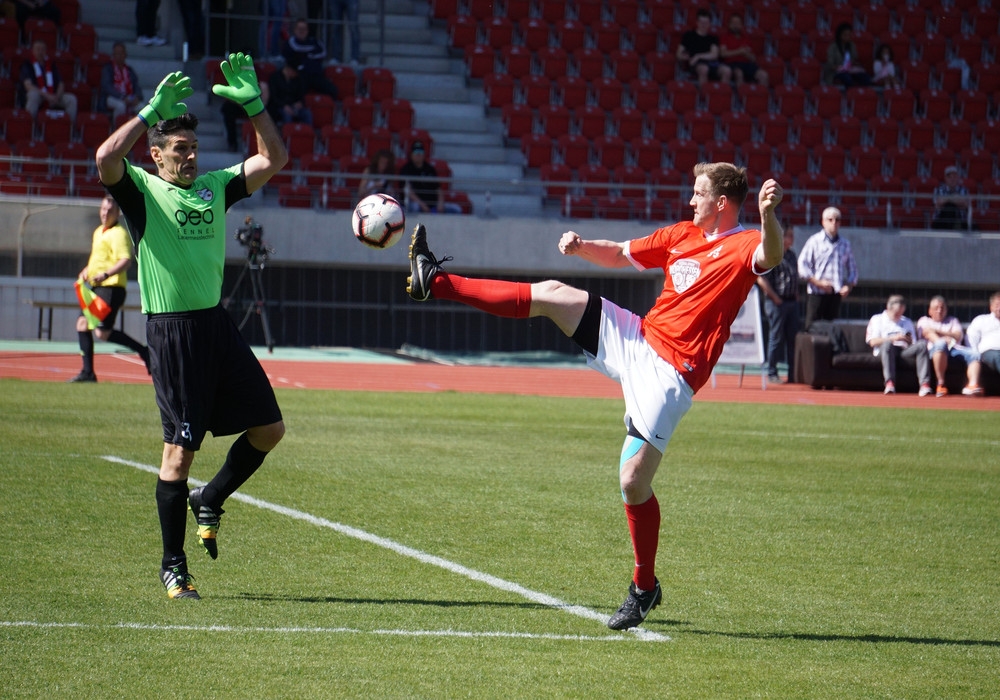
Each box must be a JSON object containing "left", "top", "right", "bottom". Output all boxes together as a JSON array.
[{"left": 234, "top": 216, "right": 272, "bottom": 263}]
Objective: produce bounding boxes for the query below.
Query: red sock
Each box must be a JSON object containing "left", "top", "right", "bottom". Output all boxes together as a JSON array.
[
  {"left": 624, "top": 494, "right": 660, "bottom": 591},
  {"left": 430, "top": 272, "right": 532, "bottom": 318}
]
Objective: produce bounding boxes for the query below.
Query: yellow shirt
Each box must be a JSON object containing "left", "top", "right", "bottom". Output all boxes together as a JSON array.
[{"left": 87, "top": 222, "right": 133, "bottom": 288}]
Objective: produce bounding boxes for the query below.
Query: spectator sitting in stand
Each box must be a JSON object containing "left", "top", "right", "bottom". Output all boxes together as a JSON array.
[
  {"left": 676, "top": 8, "right": 732, "bottom": 85},
  {"left": 825, "top": 22, "right": 872, "bottom": 88},
  {"left": 931, "top": 165, "right": 971, "bottom": 231},
  {"left": 719, "top": 12, "right": 768, "bottom": 87},
  {"left": 866, "top": 294, "right": 932, "bottom": 396},
  {"left": 963, "top": 291, "right": 1000, "bottom": 396},
  {"left": 266, "top": 55, "right": 312, "bottom": 127},
  {"left": 916, "top": 295, "right": 979, "bottom": 397},
  {"left": 19, "top": 39, "right": 78, "bottom": 122},
  {"left": 399, "top": 140, "right": 443, "bottom": 213},
  {"left": 357, "top": 148, "right": 400, "bottom": 203},
  {"left": 872, "top": 44, "right": 901, "bottom": 89},
  {"left": 100, "top": 42, "right": 144, "bottom": 121},
  {"left": 283, "top": 18, "right": 339, "bottom": 99}
]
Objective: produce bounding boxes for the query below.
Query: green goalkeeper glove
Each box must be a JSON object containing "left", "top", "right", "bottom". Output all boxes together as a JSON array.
[
  {"left": 212, "top": 52, "right": 265, "bottom": 117},
  {"left": 138, "top": 71, "right": 193, "bottom": 128}
]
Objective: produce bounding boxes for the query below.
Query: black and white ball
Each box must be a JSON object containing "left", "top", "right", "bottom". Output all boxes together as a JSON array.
[{"left": 352, "top": 193, "right": 406, "bottom": 250}]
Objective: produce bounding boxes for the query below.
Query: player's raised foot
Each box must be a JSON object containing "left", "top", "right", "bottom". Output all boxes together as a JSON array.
[
  {"left": 67, "top": 370, "right": 97, "bottom": 383},
  {"left": 406, "top": 224, "right": 451, "bottom": 301},
  {"left": 188, "top": 486, "right": 224, "bottom": 560},
  {"left": 607, "top": 579, "right": 662, "bottom": 630},
  {"left": 160, "top": 564, "right": 200, "bottom": 599}
]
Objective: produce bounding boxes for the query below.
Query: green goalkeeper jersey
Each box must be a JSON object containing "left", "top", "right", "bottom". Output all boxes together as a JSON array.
[{"left": 106, "top": 160, "right": 250, "bottom": 314}]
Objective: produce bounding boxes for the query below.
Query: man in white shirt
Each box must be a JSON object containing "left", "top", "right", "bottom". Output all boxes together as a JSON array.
[
  {"left": 916, "top": 295, "right": 978, "bottom": 396},
  {"left": 866, "top": 294, "right": 931, "bottom": 395},
  {"left": 798, "top": 207, "right": 858, "bottom": 330},
  {"left": 963, "top": 291, "right": 1000, "bottom": 395}
]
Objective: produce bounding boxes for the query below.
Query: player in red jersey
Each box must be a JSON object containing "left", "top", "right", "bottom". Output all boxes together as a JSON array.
[{"left": 406, "top": 162, "right": 784, "bottom": 630}]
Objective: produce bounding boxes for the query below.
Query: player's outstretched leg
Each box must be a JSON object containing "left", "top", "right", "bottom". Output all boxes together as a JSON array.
[
  {"left": 607, "top": 578, "right": 662, "bottom": 630},
  {"left": 188, "top": 485, "right": 224, "bottom": 560},
  {"left": 160, "top": 563, "right": 200, "bottom": 599},
  {"left": 406, "top": 223, "right": 450, "bottom": 301}
]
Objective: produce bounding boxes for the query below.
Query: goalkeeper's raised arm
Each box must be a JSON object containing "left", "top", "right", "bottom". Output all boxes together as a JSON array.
[{"left": 212, "top": 52, "right": 288, "bottom": 193}]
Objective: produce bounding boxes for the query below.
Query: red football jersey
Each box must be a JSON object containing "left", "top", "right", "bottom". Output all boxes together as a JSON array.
[{"left": 626, "top": 221, "right": 762, "bottom": 392}]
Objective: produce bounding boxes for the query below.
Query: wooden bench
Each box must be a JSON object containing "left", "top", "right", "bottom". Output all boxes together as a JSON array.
[{"left": 25, "top": 299, "right": 142, "bottom": 340}]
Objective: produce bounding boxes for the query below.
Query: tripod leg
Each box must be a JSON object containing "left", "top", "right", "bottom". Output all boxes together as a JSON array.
[{"left": 249, "top": 265, "right": 275, "bottom": 353}]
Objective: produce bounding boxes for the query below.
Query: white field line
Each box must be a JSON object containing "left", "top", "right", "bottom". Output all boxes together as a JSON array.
[
  {"left": 101, "top": 455, "right": 670, "bottom": 643},
  {"left": 0, "top": 620, "right": 642, "bottom": 643}
]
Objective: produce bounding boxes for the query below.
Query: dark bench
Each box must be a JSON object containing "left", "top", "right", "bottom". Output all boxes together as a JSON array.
[
  {"left": 25, "top": 299, "right": 141, "bottom": 340},
  {"left": 794, "top": 322, "right": 1000, "bottom": 395}
]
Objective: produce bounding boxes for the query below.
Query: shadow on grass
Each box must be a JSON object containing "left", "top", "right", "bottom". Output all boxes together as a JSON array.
[
  {"left": 654, "top": 620, "right": 1000, "bottom": 648},
  {"left": 229, "top": 593, "right": 552, "bottom": 610}
]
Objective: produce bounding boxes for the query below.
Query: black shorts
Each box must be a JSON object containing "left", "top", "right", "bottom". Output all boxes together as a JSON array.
[
  {"left": 88, "top": 286, "right": 127, "bottom": 331},
  {"left": 146, "top": 304, "right": 282, "bottom": 450}
]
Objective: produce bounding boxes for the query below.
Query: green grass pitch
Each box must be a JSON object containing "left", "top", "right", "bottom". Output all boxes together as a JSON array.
[{"left": 1, "top": 379, "right": 998, "bottom": 697}]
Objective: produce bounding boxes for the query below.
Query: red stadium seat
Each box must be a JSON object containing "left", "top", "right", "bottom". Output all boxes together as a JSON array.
[
  {"left": 500, "top": 45, "right": 532, "bottom": 79},
  {"left": 538, "top": 103, "right": 571, "bottom": 138},
  {"left": 278, "top": 184, "right": 313, "bottom": 208},
  {"left": 775, "top": 143, "right": 808, "bottom": 179},
  {"left": 919, "top": 88, "right": 953, "bottom": 122},
  {"left": 882, "top": 88, "right": 916, "bottom": 122},
  {"left": 736, "top": 82, "right": 769, "bottom": 114},
  {"left": 518, "top": 17, "right": 550, "bottom": 52},
  {"left": 483, "top": 16, "right": 514, "bottom": 49},
  {"left": 955, "top": 89, "right": 989, "bottom": 123},
  {"left": 629, "top": 78, "right": 661, "bottom": 112},
  {"left": 575, "top": 104, "right": 607, "bottom": 140},
  {"left": 870, "top": 174, "right": 906, "bottom": 206},
  {"left": 572, "top": 47, "right": 605, "bottom": 81},
  {"left": 540, "top": 162, "right": 573, "bottom": 199},
  {"left": 519, "top": 74, "right": 552, "bottom": 109},
  {"left": 596, "top": 195, "right": 632, "bottom": 220},
  {"left": 884, "top": 145, "right": 919, "bottom": 175},
  {"left": 578, "top": 163, "right": 611, "bottom": 197},
  {"left": 357, "top": 125, "right": 392, "bottom": 159},
  {"left": 609, "top": 49, "right": 641, "bottom": 82},
  {"left": 554, "top": 19, "right": 586, "bottom": 53},
  {"left": 281, "top": 122, "right": 316, "bottom": 159},
  {"left": 304, "top": 93, "right": 336, "bottom": 128},
  {"left": 666, "top": 137, "right": 700, "bottom": 173},
  {"left": 902, "top": 116, "right": 935, "bottom": 152},
  {"left": 740, "top": 140, "right": 772, "bottom": 173},
  {"left": 614, "top": 163, "right": 648, "bottom": 199},
  {"left": 612, "top": 106, "right": 644, "bottom": 141},
  {"left": 791, "top": 113, "right": 824, "bottom": 148},
  {"left": 556, "top": 75, "right": 588, "bottom": 109},
  {"left": 809, "top": 85, "right": 843, "bottom": 118},
  {"left": 704, "top": 138, "right": 737, "bottom": 165},
  {"left": 922, "top": 146, "right": 958, "bottom": 180},
  {"left": 647, "top": 107, "right": 680, "bottom": 142},
  {"left": 666, "top": 80, "right": 699, "bottom": 114},
  {"left": 592, "top": 76, "right": 624, "bottom": 111},
  {"left": 324, "top": 64, "right": 357, "bottom": 99},
  {"left": 684, "top": 109, "right": 717, "bottom": 143},
  {"left": 381, "top": 97, "right": 414, "bottom": 132},
  {"left": 557, "top": 133, "right": 590, "bottom": 168},
  {"left": 515, "top": 133, "right": 554, "bottom": 177},
  {"left": 773, "top": 84, "right": 807, "bottom": 115},
  {"left": 562, "top": 194, "right": 595, "bottom": 218},
  {"left": 594, "top": 134, "right": 627, "bottom": 168},
  {"left": 828, "top": 115, "right": 862, "bottom": 149},
  {"left": 320, "top": 124, "right": 354, "bottom": 158},
  {"left": 483, "top": 72, "right": 515, "bottom": 108},
  {"left": 960, "top": 147, "right": 995, "bottom": 182},
  {"left": 721, "top": 112, "right": 753, "bottom": 144},
  {"left": 628, "top": 22, "right": 660, "bottom": 55},
  {"left": 811, "top": 143, "right": 848, "bottom": 175},
  {"left": 15, "top": 140, "right": 51, "bottom": 176},
  {"left": 342, "top": 95, "right": 375, "bottom": 130},
  {"left": 939, "top": 117, "right": 973, "bottom": 152},
  {"left": 502, "top": 101, "right": 534, "bottom": 139},
  {"left": 536, "top": 46, "right": 569, "bottom": 81},
  {"left": 464, "top": 44, "right": 496, "bottom": 80},
  {"left": 52, "top": 140, "right": 89, "bottom": 175},
  {"left": 62, "top": 22, "right": 97, "bottom": 55},
  {"left": 300, "top": 153, "right": 333, "bottom": 187},
  {"left": 756, "top": 112, "right": 790, "bottom": 144},
  {"left": 1, "top": 108, "right": 35, "bottom": 144},
  {"left": 847, "top": 87, "right": 880, "bottom": 121},
  {"left": 851, "top": 144, "right": 884, "bottom": 178},
  {"left": 700, "top": 81, "right": 733, "bottom": 113},
  {"left": 644, "top": 51, "right": 677, "bottom": 84},
  {"left": 629, "top": 136, "right": 663, "bottom": 170},
  {"left": 447, "top": 15, "right": 479, "bottom": 50},
  {"left": 592, "top": 20, "right": 623, "bottom": 54}
]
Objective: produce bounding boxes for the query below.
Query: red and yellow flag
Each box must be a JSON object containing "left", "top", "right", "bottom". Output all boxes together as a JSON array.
[{"left": 74, "top": 279, "right": 112, "bottom": 330}]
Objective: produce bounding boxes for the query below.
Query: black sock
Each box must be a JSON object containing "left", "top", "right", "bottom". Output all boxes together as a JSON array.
[
  {"left": 203, "top": 433, "right": 267, "bottom": 508},
  {"left": 106, "top": 329, "right": 145, "bottom": 354},
  {"left": 78, "top": 331, "right": 94, "bottom": 372},
  {"left": 156, "top": 478, "right": 189, "bottom": 569}
]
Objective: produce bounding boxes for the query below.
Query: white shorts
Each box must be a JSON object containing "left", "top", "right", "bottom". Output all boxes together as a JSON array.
[{"left": 585, "top": 298, "right": 694, "bottom": 453}]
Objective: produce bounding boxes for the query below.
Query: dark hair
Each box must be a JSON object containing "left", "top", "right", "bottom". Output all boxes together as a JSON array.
[
  {"left": 835, "top": 22, "right": 853, "bottom": 48},
  {"left": 148, "top": 114, "right": 199, "bottom": 149},
  {"left": 693, "top": 162, "right": 749, "bottom": 207},
  {"left": 696, "top": 8, "right": 711, "bottom": 20},
  {"left": 877, "top": 43, "right": 894, "bottom": 61}
]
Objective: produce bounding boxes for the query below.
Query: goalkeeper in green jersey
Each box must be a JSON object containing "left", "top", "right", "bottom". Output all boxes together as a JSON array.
[{"left": 96, "top": 55, "right": 289, "bottom": 600}]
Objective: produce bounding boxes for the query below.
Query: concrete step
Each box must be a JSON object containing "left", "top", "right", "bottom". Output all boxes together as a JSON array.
[{"left": 412, "top": 102, "right": 489, "bottom": 131}]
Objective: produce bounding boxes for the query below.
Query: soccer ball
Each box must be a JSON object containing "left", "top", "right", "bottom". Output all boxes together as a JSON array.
[{"left": 352, "top": 193, "right": 406, "bottom": 250}]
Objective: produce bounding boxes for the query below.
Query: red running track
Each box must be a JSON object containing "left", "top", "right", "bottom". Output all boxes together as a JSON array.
[{"left": 1, "top": 350, "right": 996, "bottom": 411}]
